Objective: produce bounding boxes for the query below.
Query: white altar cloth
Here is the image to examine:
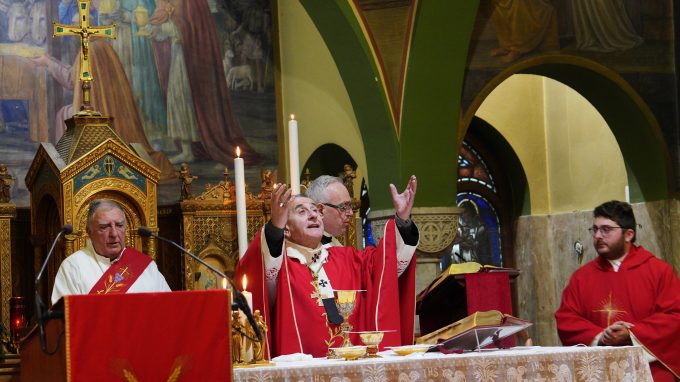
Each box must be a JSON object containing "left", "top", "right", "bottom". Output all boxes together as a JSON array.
[{"left": 233, "top": 346, "right": 652, "bottom": 381}]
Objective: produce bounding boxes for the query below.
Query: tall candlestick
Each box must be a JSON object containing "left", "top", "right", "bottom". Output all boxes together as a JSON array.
[
  {"left": 235, "top": 147, "right": 248, "bottom": 258},
  {"left": 288, "top": 114, "right": 300, "bottom": 194}
]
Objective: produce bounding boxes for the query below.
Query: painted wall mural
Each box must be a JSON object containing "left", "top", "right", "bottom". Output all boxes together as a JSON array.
[
  {"left": 0, "top": 0, "right": 277, "bottom": 206},
  {"left": 464, "top": 0, "right": 676, "bottom": 143}
]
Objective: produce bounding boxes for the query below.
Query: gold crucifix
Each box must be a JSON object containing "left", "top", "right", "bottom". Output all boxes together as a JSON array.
[
  {"left": 592, "top": 292, "right": 627, "bottom": 326},
  {"left": 52, "top": 0, "right": 116, "bottom": 111}
]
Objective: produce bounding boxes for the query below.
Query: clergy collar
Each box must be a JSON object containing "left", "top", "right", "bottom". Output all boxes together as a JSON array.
[
  {"left": 285, "top": 239, "right": 327, "bottom": 273},
  {"left": 607, "top": 253, "right": 628, "bottom": 272}
]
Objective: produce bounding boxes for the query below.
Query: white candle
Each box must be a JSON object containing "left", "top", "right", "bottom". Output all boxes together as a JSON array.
[
  {"left": 242, "top": 275, "right": 253, "bottom": 312},
  {"left": 625, "top": 185, "right": 630, "bottom": 203},
  {"left": 242, "top": 275, "right": 255, "bottom": 362},
  {"left": 288, "top": 114, "right": 300, "bottom": 195},
  {"left": 235, "top": 147, "right": 248, "bottom": 258}
]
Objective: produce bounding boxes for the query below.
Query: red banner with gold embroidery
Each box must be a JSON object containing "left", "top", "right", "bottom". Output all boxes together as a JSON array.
[
  {"left": 88, "top": 248, "right": 152, "bottom": 296},
  {"left": 65, "top": 290, "right": 231, "bottom": 382}
]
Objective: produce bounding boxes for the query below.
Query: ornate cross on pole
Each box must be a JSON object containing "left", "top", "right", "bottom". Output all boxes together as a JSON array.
[{"left": 52, "top": 0, "right": 116, "bottom": 112}]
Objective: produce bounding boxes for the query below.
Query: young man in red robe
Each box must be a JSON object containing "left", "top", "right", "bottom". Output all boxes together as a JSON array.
[
  {"left": 555, "top": 201, "right": 680, "bottom": 381},
  {"left": 236, "top": 176, "right": 418, "bottom": 358}
]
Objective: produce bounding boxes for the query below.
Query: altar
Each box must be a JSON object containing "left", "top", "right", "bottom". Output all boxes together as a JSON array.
[{"left": 233, "top": 346, "right": 652, "bottom": 382}]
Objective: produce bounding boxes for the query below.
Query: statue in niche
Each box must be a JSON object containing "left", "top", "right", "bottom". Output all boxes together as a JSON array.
[
  {"left": 259, "top": 168, "right": 274, "bottom": 200},
  {"left": 177, "top": 163, "right": 198, "bottom": 201},
  {"left": 339, "top": 164, "right": 356, "bottom": 198},
  {"left": 300, "top": 168, "right": 312, "bottom": 193},
  {"left": 223, "top": 167, "right": 233, "bottom": 200},
  {"left": 0, "top": 165, "right": 14, "bottom": 203}
]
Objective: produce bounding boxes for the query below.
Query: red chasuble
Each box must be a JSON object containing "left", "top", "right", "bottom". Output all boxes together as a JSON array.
[
  {"left": 555, "top": 245, "right": 680, "bottom": 381},
  {"left": 235, "top": 219, "right": 417, "bottom": 358},
  {"left": 88, "top": 247, "right": 152, "bottom": 295}
]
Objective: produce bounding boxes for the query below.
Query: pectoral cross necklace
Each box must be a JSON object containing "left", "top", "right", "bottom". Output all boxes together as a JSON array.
[
  {"left": 310, "top": 274, "right": 324, "bottom": 307},
  {"left": 307, "top": 250, "right": 326, "bottom": 306}
]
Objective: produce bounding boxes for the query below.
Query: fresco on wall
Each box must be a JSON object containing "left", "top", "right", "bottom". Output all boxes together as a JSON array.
[
  {"left": 0, "top": 0, "right": 277, "bottom": 206},
  {"left": 463, "top": 0, "right": 676, "bottom": 152}
]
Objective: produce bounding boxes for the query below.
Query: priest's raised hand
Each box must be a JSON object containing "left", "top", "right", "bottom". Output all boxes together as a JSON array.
[{"left": 390, "top": 175, "right": 417, "bottom": 220}]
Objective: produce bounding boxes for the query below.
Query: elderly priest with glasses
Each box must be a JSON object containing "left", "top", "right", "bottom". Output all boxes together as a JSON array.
[
  {"left": 236, "top": 176, "right": 419, "bottom": 358},
  {"left": 555, "top": 200, "right": 680, "bottom": 381},
  {"left": 305, "top": 175, "right": 355, "bottom": 247}
]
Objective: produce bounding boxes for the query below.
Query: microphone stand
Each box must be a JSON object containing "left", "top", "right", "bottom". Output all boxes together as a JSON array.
[
  {"left": 34, "top": 225, "right": 71, "bottom": 353},
  {"left": 139, "top": 228, "right": 262, "bottom": 341}
]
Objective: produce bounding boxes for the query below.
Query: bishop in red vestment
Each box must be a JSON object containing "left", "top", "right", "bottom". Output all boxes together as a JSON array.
[
  {"left": 236, "top": 176, "right": 418, "bottom": 358},
  {"left": 555, "top": 201, "right": 680, "bottom": 381}
]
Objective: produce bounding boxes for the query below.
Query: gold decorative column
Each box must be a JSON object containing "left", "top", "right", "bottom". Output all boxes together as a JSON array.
[
  {"left": 368, "top": 206, "right": 462, "bottom": 255},
  {"left": 64, "top": 233, "right": 76, "bottom": 258},
  {"left": 0, "top": 203, "right": 16, "bottom": 331},
  {"left": 146, "top": 234, "right": 158, "bottom": 260}
]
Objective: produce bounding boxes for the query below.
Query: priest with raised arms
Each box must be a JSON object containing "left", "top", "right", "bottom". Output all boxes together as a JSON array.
[{"left": 236, "top": 176, "right": 419, "bottom": 358}]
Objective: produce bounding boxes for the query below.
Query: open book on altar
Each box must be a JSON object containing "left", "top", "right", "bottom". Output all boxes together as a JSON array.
[
  {"left": 418, "top": 262, "right": 519, "bottom": 300},
  {"left": 415, "top": 310, "right": 532, "bottom": 352}
]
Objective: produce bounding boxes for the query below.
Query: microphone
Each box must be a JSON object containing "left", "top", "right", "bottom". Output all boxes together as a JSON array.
[
  {"left": 137, "top": 227, "right": 261, "bottom": 340},
  {"left": 34, "top": 224, "right": 72, "bottom": 353}
]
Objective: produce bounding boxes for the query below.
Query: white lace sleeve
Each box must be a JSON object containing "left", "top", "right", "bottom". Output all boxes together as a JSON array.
[{"left": 262, "top": 231, "right": 283, "bottom": 304}]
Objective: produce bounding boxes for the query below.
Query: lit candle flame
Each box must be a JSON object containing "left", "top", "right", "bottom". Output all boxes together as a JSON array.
[
  {"left": 222, "top": 278, "right": 227, "bottom": 290},
  {"left": 242, "top": 274, "right": 248, "bottom": 291},
  {"left": 290, "top": 114, "right": 295, "bottom": 120},
  {"left": 235, "top": 146, "right": 241, "bottom": 158}
]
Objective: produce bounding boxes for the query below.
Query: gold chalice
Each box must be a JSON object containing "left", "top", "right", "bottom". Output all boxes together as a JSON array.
[
  {"left": 334, "top": 290, "right": 359, "bottom": 347},
  {"left": 358, "top": 331, "right": 386, "bottom": 358}
]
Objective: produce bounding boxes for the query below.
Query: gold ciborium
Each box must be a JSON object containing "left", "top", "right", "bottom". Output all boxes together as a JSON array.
[
  {"left": 334, "top": 290, "right": 359, "bottom": 347},
  {"left": 358, "top": 331, "right": 386, "bottom": 358}
]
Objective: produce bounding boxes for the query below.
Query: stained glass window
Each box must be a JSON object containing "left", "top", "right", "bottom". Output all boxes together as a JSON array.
[
  {"left": 443, "top": 140, "right": 503, "bottom": 269},
  {"left": 457, "top": 141, "right": 495, "bottom": 192}
]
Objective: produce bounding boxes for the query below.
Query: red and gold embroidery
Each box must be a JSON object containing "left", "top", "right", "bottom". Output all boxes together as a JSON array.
[
  {"left": 309, "top": 275, "right": 324, "bottom": 307},
  {"left": 95, "top": 265, "right": 136, "bottom": 295},
  {"left": 592, "top": 291, "right": 627, "bottom": 326},
  {"left": 323, "top": 312, "right": 343, "bottom": 351}
]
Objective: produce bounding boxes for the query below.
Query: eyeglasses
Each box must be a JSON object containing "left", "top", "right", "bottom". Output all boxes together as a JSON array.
[
  {"left": 588, "top": 225, "right": 624, "bottom": 237},
  {"left": 321, "top": 202, "right": 353, "bottom": 214}
]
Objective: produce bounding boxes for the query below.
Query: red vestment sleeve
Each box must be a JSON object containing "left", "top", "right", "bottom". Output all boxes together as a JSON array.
[
  {"left": 360, "top": 220, "right": 417, "bottom": 348},
  {"left": 234, "top": 229, "right": 273, "bottom": 360},
  {"left": 627, "top": 263, "right": 680, "bottom": 379},
  {"left": 555, "top": 279, "right": 604, "bottom": 345}
]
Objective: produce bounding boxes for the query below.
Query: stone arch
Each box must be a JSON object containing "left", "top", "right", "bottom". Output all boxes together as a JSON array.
[{"left": 461, "top": 54, "right": 672, "bottom": 203}]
